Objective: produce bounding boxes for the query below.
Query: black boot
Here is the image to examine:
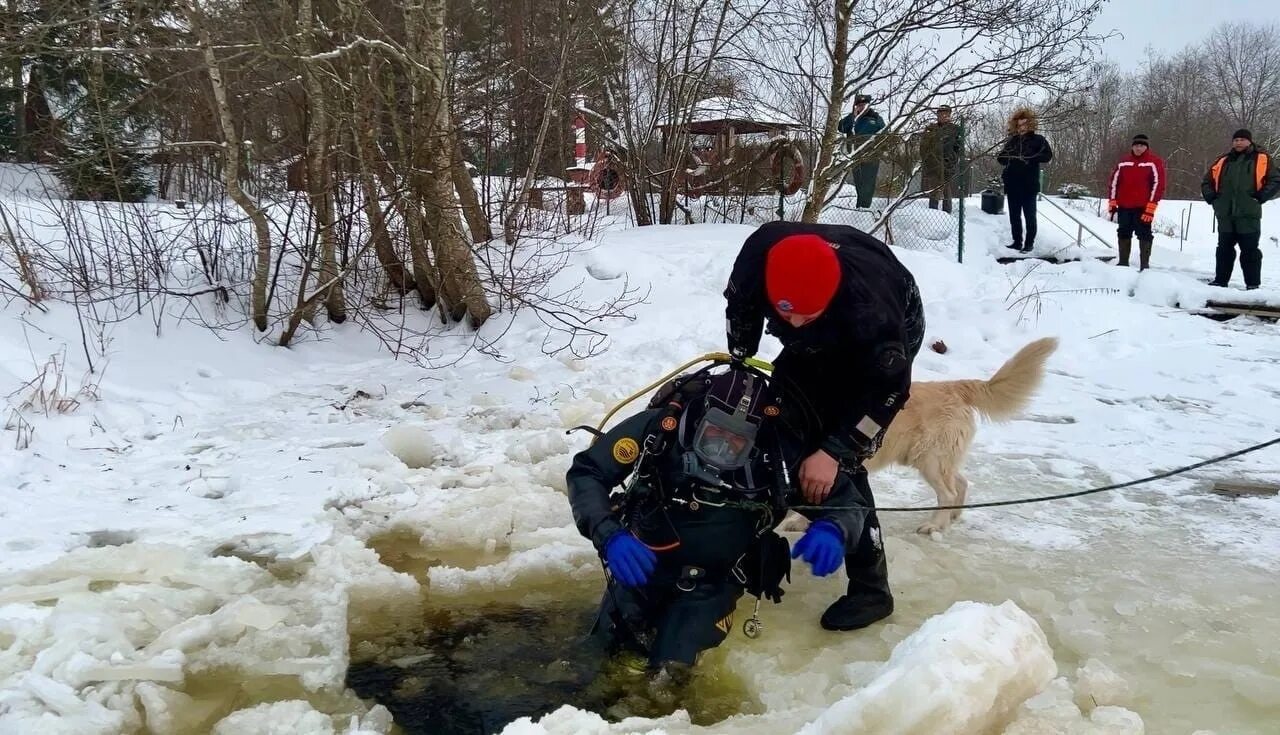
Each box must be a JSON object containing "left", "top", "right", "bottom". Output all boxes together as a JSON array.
[
  {"left": 1006, "top": 242, "right": 1024, "bottom": 251},
  {"left": 1138, "top": 239, "right": 1152, "bottom": 271},
  {"left": 1116, "top": 237, "right": 1131, "bottom": 267},
  {"left": 820, "top": 550, "right": 894, "bottom": 631}
]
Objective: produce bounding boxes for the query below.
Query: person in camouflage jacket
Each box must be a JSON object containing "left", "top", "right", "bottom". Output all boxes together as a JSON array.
[{"left": 920, "top": 105, "right": 963, "bottom": 213}]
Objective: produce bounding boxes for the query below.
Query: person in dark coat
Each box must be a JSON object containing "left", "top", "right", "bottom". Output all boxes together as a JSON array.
[
  {"left": 1202, "top": 129, "right": 1280, "bottom": 290},
  {"left": 723, "top": 221, "right": 925, "bottom": 632},
  {"left": 1107, "top": 133, "right": 1167, "bottom": 270},
  {"left": 838, "top": 94, "right": 887, "bottom": 209},
  {"left": 996, "top": 108, "right": 1053, "bottom": 253},
  {"left": 920, "top": 105, "right": 963, "bottom": 213},
  {"left": 567, "top": 366, "right": 863, "bottom": 676}
]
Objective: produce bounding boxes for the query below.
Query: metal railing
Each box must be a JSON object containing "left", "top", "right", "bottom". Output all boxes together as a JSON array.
[{"left": 1036, "top": 193, "right": 1113, "bottom": 250}]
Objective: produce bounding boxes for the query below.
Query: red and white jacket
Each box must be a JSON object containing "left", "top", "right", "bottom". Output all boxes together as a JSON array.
[{"left": 1109, "top": 151, "right": 1167, "bottom": 212}]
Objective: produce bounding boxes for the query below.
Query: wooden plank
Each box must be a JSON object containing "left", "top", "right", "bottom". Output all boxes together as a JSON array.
[
  {"left": 1211, "top": 481, "right": 1280, "bottom": 498},
  {"left": 1205, "top": 300, "right": 1280, "bottom": 314},
  {"left": 1200, "top": 303, "right": 1280, "bottom": 321},
  {"left": 997, "top": 255, "right": 1116, "bottom": 265}
]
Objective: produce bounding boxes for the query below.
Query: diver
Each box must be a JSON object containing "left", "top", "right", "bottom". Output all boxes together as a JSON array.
[{"left": 566, "top": 363, "right": 872, "bottom": 678}]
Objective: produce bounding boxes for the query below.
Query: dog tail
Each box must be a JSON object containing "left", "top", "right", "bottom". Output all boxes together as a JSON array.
[{"left": 958, "top": 337, "right": 1059, "bottom": 421}]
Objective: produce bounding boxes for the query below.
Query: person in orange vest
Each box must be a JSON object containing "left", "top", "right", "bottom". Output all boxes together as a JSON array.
[
  {"left": 1201, "top": 129, "right": 1280, "bottom": 289},
  {"left": 1107, "top": 134, "right": 1166, "bottom": 270}
]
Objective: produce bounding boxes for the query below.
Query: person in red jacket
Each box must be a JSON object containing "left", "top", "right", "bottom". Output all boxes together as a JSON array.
[{"left": 1107, "top": 134, "right": 1167, "bottom": 270}]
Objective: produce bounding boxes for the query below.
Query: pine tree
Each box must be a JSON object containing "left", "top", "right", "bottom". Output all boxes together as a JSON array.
[{"left": 55, "top": 95, "right": 153, "bottom": 201}]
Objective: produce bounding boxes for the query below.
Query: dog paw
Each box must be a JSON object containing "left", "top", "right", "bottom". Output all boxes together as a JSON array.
[{"left": 915, "top": 519, "right": 949, "bottom": 535}]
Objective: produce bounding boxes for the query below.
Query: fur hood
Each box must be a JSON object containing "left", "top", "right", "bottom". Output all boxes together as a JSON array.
[{"left": 1007, "top": 107, "right": 1039, "bottom": 134}]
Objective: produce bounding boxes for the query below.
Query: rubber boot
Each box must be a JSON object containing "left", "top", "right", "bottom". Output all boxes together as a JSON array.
[
  {"left": 1239, "top": 232, "right": 1262, "bottom": 289},
  {"left": 1212, "top": 232, "right": 1237, "bottom": 286},
  {"left": 1116, "top": 237, "right": 1131, "bottom": 267},
  {"left": 820, "top": 551, "right": 894, "bottom": 632},
  {"left": 1138, "top": 239, "right": 1152, "bottom": 271}
]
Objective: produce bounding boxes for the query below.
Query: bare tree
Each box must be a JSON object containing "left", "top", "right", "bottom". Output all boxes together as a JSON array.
[
  {"left": 799, "top": 0, "right": 1109, "bottom": 223},
  {"left": 1204, "top": 22, "right": 1280, "bottom": 149},
  {"left": 184, "top": 0, "right": 274, "bottom": 333}
]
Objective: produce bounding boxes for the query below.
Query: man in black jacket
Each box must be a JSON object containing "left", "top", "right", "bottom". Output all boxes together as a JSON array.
[
  {"left": 567, "top": 367, "right": 865, "bottom": 674},
  {"left": 996, "top": 108, "right": 1053, "bottom": 253},
  {"left": 723, "top": 221, "right": 925, "bottom": 631}
]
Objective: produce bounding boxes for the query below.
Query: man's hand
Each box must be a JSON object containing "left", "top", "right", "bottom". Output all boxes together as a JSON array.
[
  {"left": 1140, "top": 202, "right": 1157, "bottom": 224},
  {"left": 798, "top": 449, "right": 839, "bottom": 504}
]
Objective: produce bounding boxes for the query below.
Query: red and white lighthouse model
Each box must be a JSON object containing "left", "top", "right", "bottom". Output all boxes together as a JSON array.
[{"left": 566, "top": 94, "right": 591, "bottom": 185}]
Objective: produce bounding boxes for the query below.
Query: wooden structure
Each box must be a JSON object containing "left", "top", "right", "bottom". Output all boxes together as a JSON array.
[
  {"left": 1198, "top": 299, "right": 1280, "bottom": 322},
  {"left": 1211, "top": 480, "right": 1280, "bottom": 498},
  {"left": 658, "top": 97, "right": 805, "bottom": 199}
]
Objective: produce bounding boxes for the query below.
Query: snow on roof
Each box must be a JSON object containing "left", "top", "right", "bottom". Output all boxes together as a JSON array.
[{"left": 657, "top": 96, "right": 798, "bottom": 134}]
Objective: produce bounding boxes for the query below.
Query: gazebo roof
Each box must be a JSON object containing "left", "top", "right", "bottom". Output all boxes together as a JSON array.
[{"left": 657, "top": 96, "right": 797, "bottom": 135}]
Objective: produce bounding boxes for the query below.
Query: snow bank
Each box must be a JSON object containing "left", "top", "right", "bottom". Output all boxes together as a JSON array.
[
  {"left": 498, "top": 601, "right": 1058, "bottom": 735},
  {"left": 210, "top": 700, "right": 393, "bottom": 735},
  {"left": 797, "top": 601, "right": 1055, "bottom": 735},
  {"left": 0, "top": 538, "right": 414, "bottom": 734}
]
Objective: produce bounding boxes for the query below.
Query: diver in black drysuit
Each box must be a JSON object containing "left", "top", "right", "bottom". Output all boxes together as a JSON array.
[{"left": 566, "top": 365, "right": 872, "bottom": 674}]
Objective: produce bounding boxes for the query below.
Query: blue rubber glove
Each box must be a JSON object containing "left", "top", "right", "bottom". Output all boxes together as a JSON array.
[
  {"left": 791, "top": 521, "right": 845, "bottom": 577},
  {"left": 604, "top": 531, "right": 657, "bottom": 587}
]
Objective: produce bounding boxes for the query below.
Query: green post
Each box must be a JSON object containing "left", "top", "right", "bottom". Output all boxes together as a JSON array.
[{"left": 957, "top": 116, "right": 965, "bottom": 263}]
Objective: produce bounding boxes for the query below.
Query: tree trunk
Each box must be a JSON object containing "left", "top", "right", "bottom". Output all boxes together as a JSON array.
[
  {"left": 8, "top": 0, "right": 25, "bottom": 161},
  {"left": 352, "top": 74, "right": 415, "bottom": 295},
  {"left": 802, "top": 1, "right": 851, "bottom": 223},
  {"left": 296, "top": 0, "right": 345, "bottom": 325},
  {"left": 186, "top": 2, "right": 273, "bottom": 332},
  {"left": 452, "top": 131, "right": 492, "bottom": 243},
  {"left": 384, "top": 71, "right": 441, "bottom": 312},
  {"left": 409, "top": 0, "right": 491, "bottom": 327},
  {"left": 502, "top": 26, "right": 572, "bottom": 245}
]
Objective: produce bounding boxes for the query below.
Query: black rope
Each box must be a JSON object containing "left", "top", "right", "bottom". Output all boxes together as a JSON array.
[{"left": 789, "top": 436, "right": 1280, "bottom": 513}]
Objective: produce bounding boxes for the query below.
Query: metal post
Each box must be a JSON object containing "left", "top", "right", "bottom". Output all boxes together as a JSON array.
[{"left": 957, "top": 116, "right": 965, "bottom": 263}]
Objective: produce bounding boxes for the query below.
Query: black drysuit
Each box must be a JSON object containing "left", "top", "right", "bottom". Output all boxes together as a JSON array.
[
  {"left": 723, "top": 221, "right": 925, "bottom": 597},
  {"left": 566, "top": 406, "right": 868, "bottom": 668}
]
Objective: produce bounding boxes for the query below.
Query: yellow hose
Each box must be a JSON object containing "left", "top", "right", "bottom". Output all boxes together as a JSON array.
[{"left": 592, "top": 352, "right": 774, "bottom": 440}]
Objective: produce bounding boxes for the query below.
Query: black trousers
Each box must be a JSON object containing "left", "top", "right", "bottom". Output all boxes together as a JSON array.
[
  {"left": 770, "top": 352, "right": 887, "bottom": 598},
  {"left": 1215, "top": 229, "right": 1262, "bottom": 287},
  {"left": 1116, "top": 208, "right": 1152, "bottom": 240},
  {"left": 1006, "top": 188, "right": 1038, "bottom": 248}
]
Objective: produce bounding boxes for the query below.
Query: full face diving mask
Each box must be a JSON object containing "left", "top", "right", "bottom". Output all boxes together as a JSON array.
[{"left": 686, "top": 370, "right": 772, "bottom": 475}]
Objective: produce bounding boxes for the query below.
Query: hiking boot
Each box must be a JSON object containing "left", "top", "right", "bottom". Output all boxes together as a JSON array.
[{"left": 820, "top": 592, "right": 894, "bottom": 631}]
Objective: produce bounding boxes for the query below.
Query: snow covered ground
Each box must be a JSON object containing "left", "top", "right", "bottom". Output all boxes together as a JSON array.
[{"left": 2, "top": 171, "right": 1279, "bottom": 733}]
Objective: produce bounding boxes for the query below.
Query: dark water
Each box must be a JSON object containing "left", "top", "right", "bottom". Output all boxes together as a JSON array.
[{"left": 346, "top": 601, "right": 757, "bottom": 734}]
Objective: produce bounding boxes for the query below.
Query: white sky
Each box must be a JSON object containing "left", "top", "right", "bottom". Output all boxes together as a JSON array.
[{"left": 1094, "top": 0, "right": 1278, "bottom": 68}]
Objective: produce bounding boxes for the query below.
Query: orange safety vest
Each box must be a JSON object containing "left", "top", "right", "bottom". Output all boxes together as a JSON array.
[{"left": 1208, "top": 151, "right": 1269, "bottom": 192}]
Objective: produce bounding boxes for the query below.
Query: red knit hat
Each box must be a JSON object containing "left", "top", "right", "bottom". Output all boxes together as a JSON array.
[{"left": 765, "top": 234, "right": 841, "bottom": 316}]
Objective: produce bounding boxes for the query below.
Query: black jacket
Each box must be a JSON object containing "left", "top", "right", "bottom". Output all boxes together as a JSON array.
[
  {"left": 997, "top": 132, "right": 1054, "bottom": 193},
  {"left": 723, "top": 221, "right": 924, "bottom": 464},
  {"left": 567, "top": 408, "right": 872, "bottom": 552}
]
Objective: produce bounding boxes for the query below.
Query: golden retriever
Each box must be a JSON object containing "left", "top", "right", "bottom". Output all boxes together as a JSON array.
[{"left": 780, "top": 337, "right": 1059, "bottom": 535}]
